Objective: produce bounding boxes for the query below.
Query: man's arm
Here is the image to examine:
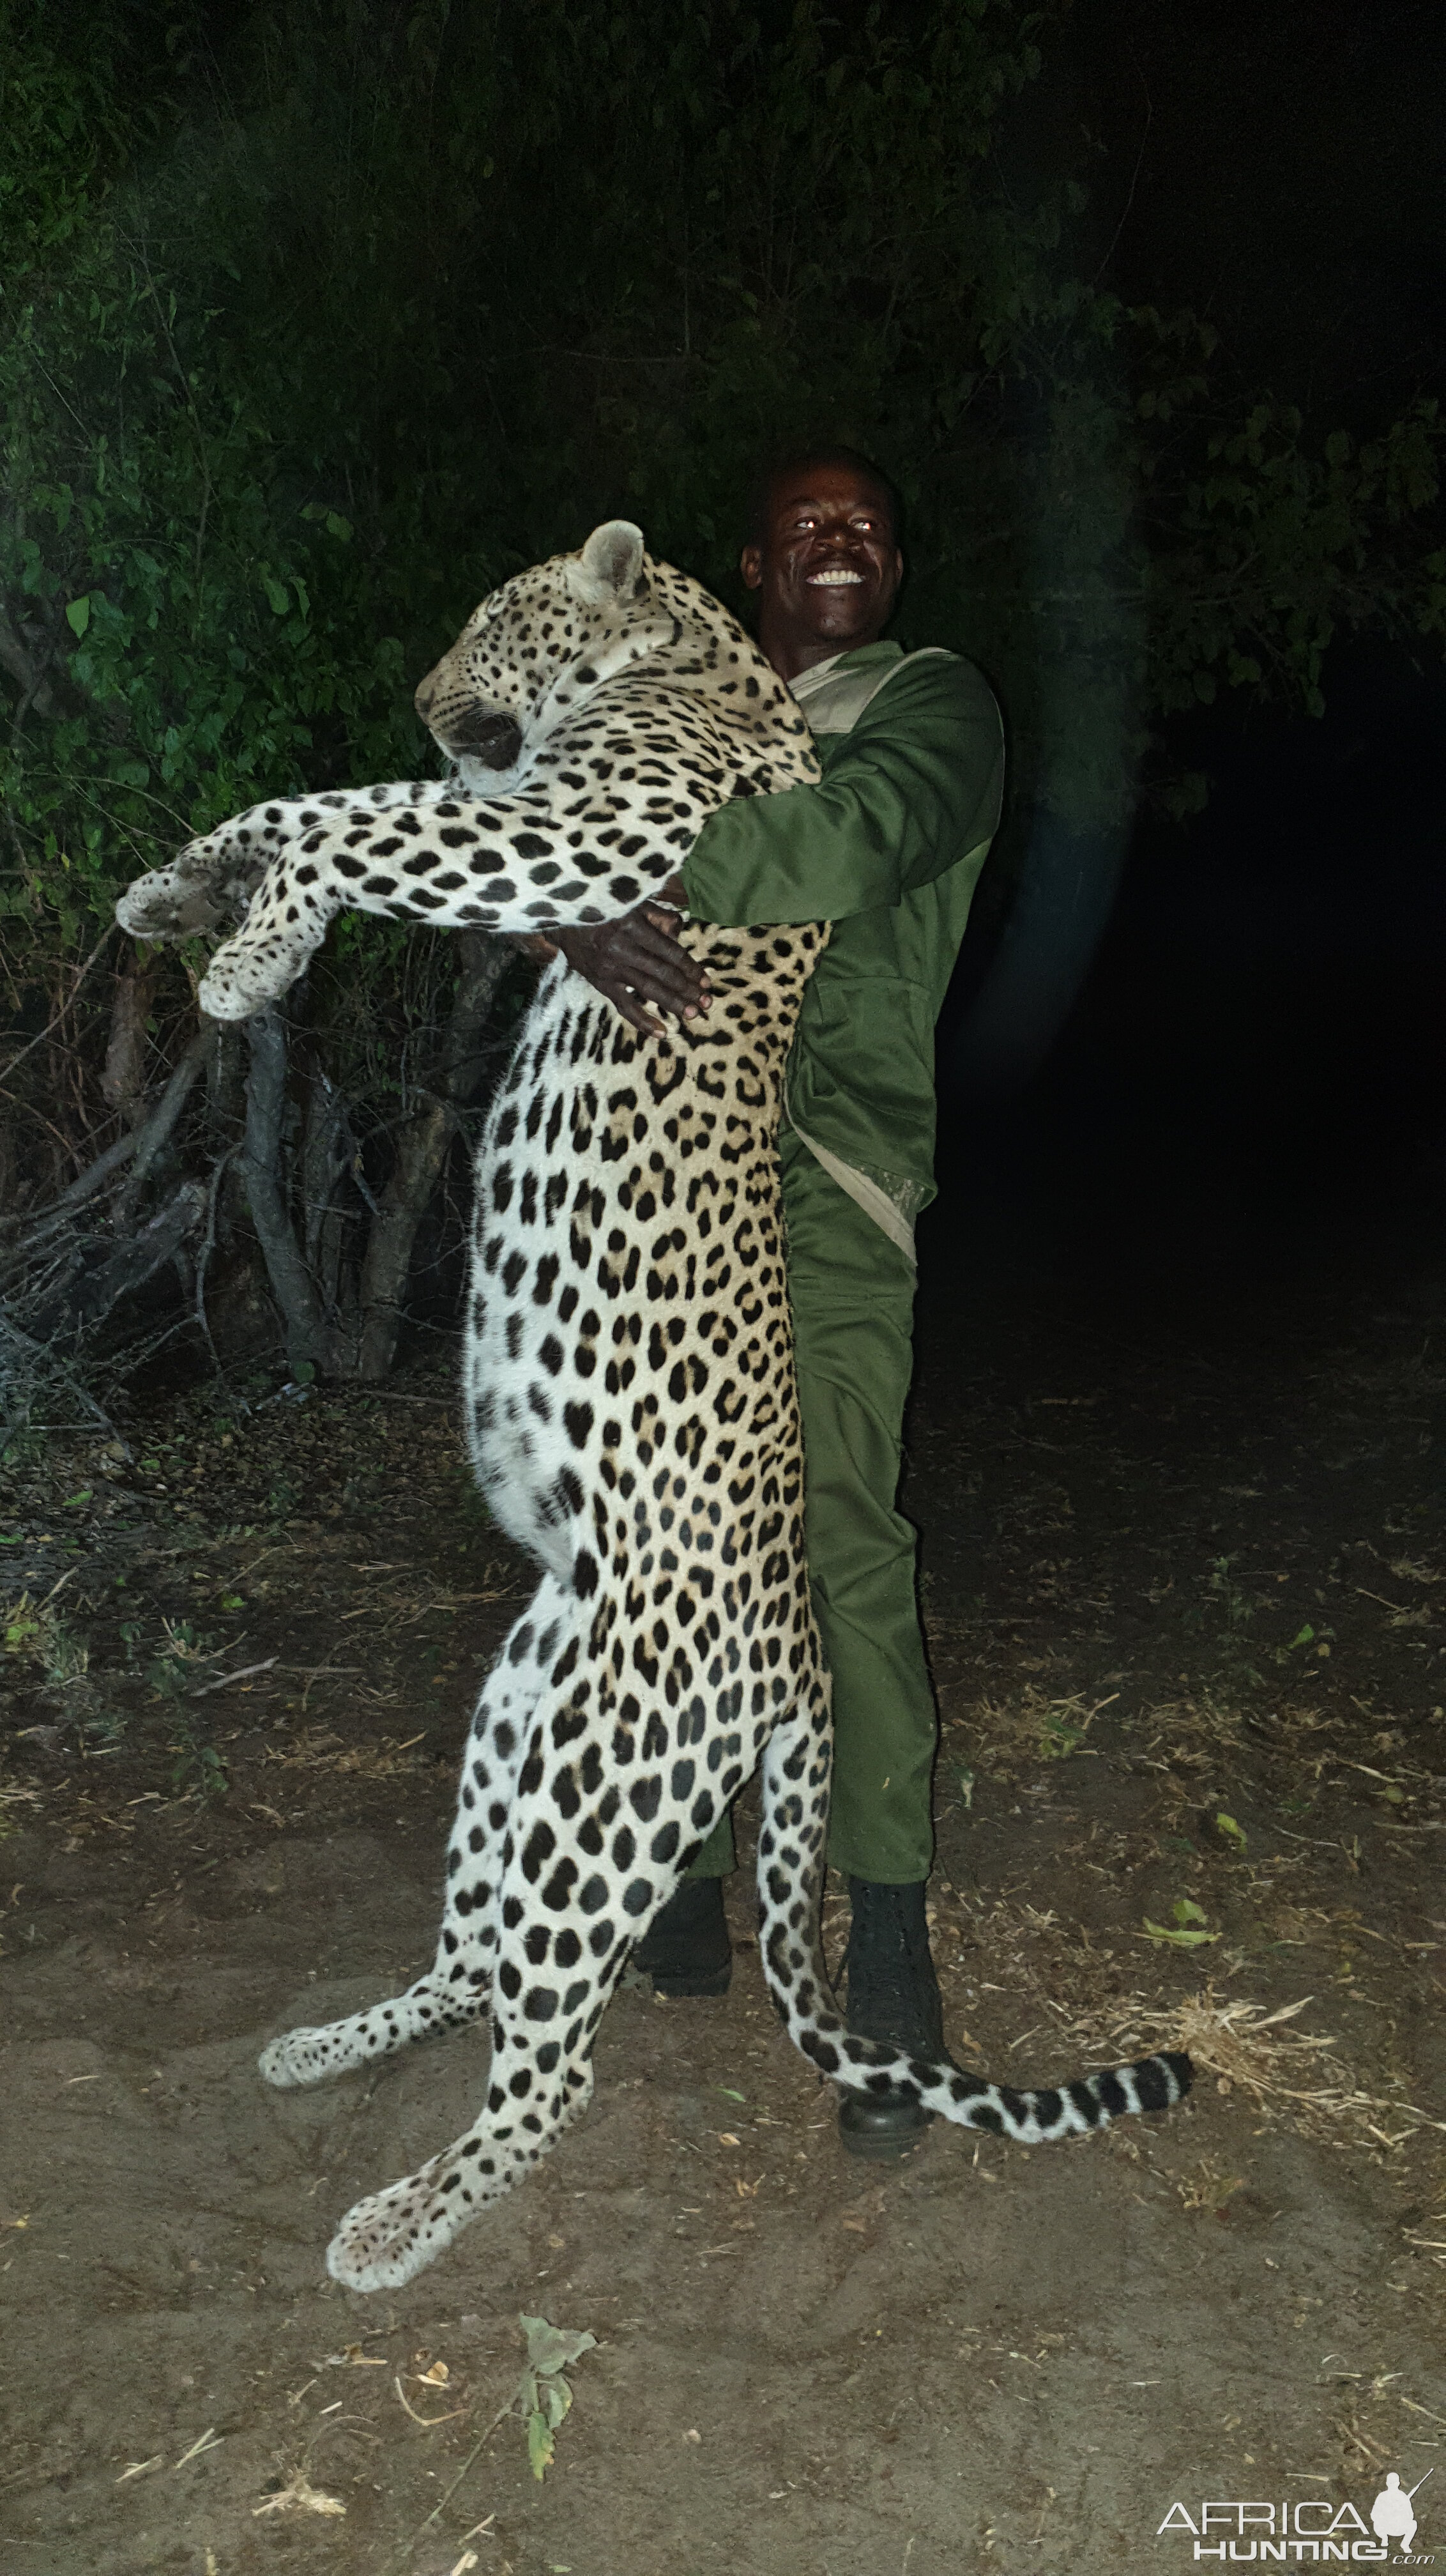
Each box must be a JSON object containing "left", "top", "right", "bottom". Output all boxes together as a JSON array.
[
  {"left": 544, "top": 652, "right": 1001, "bottom": 1029},
  {"left": 681, "top": 653, "right": 1002, "bottom": 928}
]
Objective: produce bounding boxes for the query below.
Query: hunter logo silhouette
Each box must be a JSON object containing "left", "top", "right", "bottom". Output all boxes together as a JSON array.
[{"left": 1371, "top": 2469, "right": 1432, "bottom": 2557}]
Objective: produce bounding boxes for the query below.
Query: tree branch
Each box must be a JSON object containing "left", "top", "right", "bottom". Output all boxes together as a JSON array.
[
  {"left": 240, "top": 1006, "right": 331, "bottom": 1373},
  {"left": 31, "top": 1179, "right": 208, "bottom": 1340},
  {"left": 356, "top": 931, "right": 510, "bottom": 1381}
]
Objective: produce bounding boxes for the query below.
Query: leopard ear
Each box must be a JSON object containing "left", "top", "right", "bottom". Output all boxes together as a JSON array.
[{"left": 569, "top": 520, "right": 646, "bottom": 606}]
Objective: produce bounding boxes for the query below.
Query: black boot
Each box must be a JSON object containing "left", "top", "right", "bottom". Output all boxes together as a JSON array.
[
  {"left": 634, "top": 1877, "right": 733, "bottom": 1997},
  {"left": 837, "top": 1877, "right": 946, "bottom": 2159}
]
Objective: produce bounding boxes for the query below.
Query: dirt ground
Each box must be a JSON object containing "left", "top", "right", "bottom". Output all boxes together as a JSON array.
[{"left": 3, "top": 1234, "right": 1444, "bottom": 2576}]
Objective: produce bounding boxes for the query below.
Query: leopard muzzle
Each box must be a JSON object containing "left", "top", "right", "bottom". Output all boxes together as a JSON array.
[{"left": 413, "top": 675, "right": 524, "bottom": 770}]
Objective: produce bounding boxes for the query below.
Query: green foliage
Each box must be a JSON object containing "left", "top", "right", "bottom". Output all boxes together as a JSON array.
[
  {"left": 3, "top": 1585, "right": 88, "bottom": 1688},
  {"left": 0, "top": 198, "right": 425, "bottom": 953},
  {"left": 142, "top": 1616, "right": 227, "bottom": 1794},
  {"left": 514, "top": 2313, "right": 597, "bottom": 2481},
  {"left": 1143, "top": 1897, "right": 1220, "bottom": 1949}
]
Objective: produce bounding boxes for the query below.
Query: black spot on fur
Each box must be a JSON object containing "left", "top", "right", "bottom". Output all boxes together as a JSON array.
[
  {"left": 520, "top": 1820, "right": 556, "bottom": 1881},
  {"left": 628, "top": 1774, "right": 661, "bottom": 1823},
  {"left": 542, "top": 1857, "right": 579, "bottom": 1910}
]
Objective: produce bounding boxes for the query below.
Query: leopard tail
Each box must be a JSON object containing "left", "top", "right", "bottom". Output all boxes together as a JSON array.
[{"left": 756, "top": 1708, "right": 1192, "bottom": 2144}]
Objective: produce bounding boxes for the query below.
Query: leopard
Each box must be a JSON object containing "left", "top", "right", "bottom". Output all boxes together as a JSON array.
[{"left": 117, "top": 519, "right": 1191, "bottom": 2294}]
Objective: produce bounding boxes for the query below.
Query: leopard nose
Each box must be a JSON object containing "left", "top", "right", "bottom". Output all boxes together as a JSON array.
[
  {"left": 446, "top": 709, "right": 524, "bottom": 768},
  {"left": 414, "top": 670, "right": 437, "bottom": 723}
]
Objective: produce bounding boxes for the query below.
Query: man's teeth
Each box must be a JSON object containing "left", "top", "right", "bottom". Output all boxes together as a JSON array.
[{"left": 807, "top": 568, "right": 865, "bottom": 586}]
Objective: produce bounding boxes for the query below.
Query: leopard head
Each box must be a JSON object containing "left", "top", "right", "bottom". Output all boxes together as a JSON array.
[{"left": 413, "top": 520, "right": 679, "bottom": 793}]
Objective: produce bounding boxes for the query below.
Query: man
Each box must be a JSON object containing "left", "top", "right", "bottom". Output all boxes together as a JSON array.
[{"left": 544, "top": 447, "right": 1004, "bottom": 2155}]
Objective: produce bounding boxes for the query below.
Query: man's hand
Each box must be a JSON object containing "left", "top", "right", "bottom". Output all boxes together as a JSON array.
[{"left": 524, "top": 874, "right": 710, "bottom": 1037}]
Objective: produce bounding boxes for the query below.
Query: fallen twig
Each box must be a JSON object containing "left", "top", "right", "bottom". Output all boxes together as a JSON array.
[
  {"left": 188, "top": 1657, "right": 279, "bottom": 1698},
  {"left": 394, "top": 2373, "right": 468, "bottom": 2428}
]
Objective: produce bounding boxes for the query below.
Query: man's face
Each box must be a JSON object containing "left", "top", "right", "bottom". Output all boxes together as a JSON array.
[{"left": 741, "top": 461, "right": 903, "bottom": 676}]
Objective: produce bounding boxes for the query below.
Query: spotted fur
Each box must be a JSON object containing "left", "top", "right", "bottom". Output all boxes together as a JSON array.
[{"left": 118, "top": 521, "right": 1190, "bottom": 2293}]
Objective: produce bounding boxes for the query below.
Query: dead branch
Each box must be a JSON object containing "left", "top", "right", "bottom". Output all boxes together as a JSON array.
[
  {"left": 113, "top": 1021, "right": 220, "bottom": 1228},
  {"left": 101, "top": 953, "right": 160, "bottom": 1126},
  {"left": 240, "top": 1006, "right": 331, "bottom": 1373},
  {"left": 356, "top": 931, "right": 508, "bottom": 1380},
  {"left": 1, "top": 1020, "right": 217, "bottom": 1254},
  {"left": 30, "top": 1178, "right": 208, "bottom": 1340}
]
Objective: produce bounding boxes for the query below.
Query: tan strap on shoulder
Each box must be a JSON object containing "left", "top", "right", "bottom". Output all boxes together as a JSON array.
[{"left": 789, "top": 647, "right": 954, "bottom": 739}]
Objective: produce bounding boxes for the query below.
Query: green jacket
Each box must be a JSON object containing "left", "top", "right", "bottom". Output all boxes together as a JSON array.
[{"left": 681, "top": 639, "right": 1004, "bottom": 1256}]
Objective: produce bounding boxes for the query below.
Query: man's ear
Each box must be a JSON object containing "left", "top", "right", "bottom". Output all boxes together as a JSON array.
[
  {"left": 568, "top": 520, "right": 647, "bottom": 605},
  {"left": 739, "top": 543, "right": 764, "bottom": 592}
]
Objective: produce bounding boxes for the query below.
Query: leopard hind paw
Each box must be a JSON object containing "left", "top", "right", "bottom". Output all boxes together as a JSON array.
[{"left": 326, "top": 2156, "right": 480, "bottom": 2293}]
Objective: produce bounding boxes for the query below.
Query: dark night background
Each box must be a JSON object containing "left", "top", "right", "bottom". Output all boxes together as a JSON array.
[{"left": 936, "top": 0, "right": 1445, "bottom": 1305}]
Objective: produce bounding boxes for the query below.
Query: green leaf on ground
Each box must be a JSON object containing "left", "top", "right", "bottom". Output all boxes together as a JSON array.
[
  {"left": 1143, "top": 1898, "right": 1219, "bottom": 1947},
  {"left": 520, "top": 2315, "right": 597, "bottom": 2378},
  {"left": 514, "top": 2313, "right": 597, "bottom": 2480}
]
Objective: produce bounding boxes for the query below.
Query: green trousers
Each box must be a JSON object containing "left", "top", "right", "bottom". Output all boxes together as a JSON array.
[{"left": 690, "top": 1125, "right": 937, "bottom": 1885}]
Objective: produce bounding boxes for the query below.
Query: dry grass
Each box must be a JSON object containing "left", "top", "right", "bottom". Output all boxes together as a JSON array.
[
  {"left": 947, "top": 1682, "right": 1115, "bottom": 1780},
  {"left": 937, "top": 1882, "right": 1442, "bottom": 2159},
  {"left": 1173, "top": 2152, "right": 1246, "bottom": 2212},
  {"left": 3, "top": 1587, "right": 89, "bottom": 1691},
  {"left": 1127, "top": 1690, "right": 1249, "bottom": 1777},
  {"left": 1053, "top": 1984, "right": 1446, "bottom": 2154},
  {"left": 0, "top": 1771, "right": 43, "bottom": 1832},
  {"left": 252, "top": 2464, "right": 347, "bottom": 2518},
  {"left": 263, "top": 1726, "right": 432, "bottom": 1781}
]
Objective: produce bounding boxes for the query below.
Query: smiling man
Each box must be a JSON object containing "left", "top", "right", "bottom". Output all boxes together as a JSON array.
[{"left": 547, "top": 447, "right": 1004, "bottom": 2155}]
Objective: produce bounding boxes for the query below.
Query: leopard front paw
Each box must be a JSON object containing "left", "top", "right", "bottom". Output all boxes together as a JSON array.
[
  {"left": 116, "top": 832, "right": 273, "bottom": 942},
  {"left": 115, "top": 855, "right": 223, "bottom": 941},
  {"left": 198, "top": 917, "right": 324, "bottom": 1020}
]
